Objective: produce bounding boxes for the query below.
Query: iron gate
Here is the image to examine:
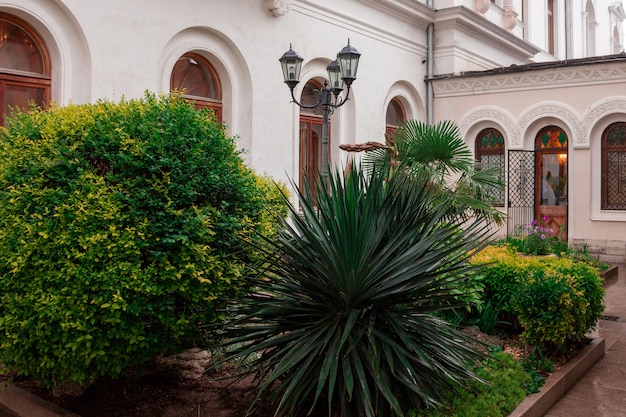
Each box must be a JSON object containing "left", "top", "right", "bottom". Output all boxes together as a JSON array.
[{"left": 507, "top": 150, "right": 535, "bottom": 236}]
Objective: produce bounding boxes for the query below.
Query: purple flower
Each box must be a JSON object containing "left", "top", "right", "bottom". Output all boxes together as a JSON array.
[
  {"left": 541, "top": 234, "right": 546, "bottom": 240},
  {"left": 532, "top": 220, "right": 537, "bottom": 226},
  {"left": 542, "top": 215, "right": 549, "bottom": 222}
]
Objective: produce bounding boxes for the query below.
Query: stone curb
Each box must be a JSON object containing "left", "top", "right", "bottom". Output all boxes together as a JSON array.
[
  {"left": 508, "top": 336, "right": 605, "bottom": 417},
  {"left": 0, "top": 383, "right": 81, "bottom": 417},
  {"left": 0, "top": 337, "right": 606, "bottom": 417}
]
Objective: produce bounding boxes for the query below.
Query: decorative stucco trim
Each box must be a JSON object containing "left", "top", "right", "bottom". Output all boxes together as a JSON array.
[
  {"left": 458, "top": 106, "right": 517, "bottom": 147},
  {"left": 475, "top": 0, "right": 490, "bottom": 14},
  {"left": 432, "top": 63, "right": 626, "bottom": 97},
  {"left": 517, "top": 103, "right": 581, "bottom": 148},
  {"left": 580, "top": 97, "right": 626, "bottom": 147},
  {"left": 265, "top": 0, "right": 290, "bottom": 17}
]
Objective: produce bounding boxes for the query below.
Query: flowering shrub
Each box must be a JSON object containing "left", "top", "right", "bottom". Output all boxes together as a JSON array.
[{"left": 520, "top": 216, "right": 554, "bottom": 255}]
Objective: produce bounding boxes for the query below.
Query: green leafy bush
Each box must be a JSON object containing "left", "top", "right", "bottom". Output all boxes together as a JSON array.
[
  {"left": 411, "top": 350, "right": 529, "bottom": 417},
  {"left": 471, "top": 245, "right": 605, "bottom": 353},
  {"left": 0, "top": 93, "right": 287, "bottom": 388},
  {"left": 215, "top": 163, "right": 494, "bottom": 417}
]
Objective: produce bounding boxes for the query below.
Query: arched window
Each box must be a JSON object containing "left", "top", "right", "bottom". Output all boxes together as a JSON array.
[
  {"left": 0, "top": 13, "right": 51, "bottom": 126},
  {"left": 385, "top": 98, "right": 406, "bottom": 141},
  {"left": 602, "top": 122, "right": 626, "bottom": 210},
  {"left": 475, "top": 128, "right": 505, "bottom": 206},
  {"left": 299, "top": 79, "right": 324, "bottom": 194},
  {"left": 170, "top": 53, "right": 222, "bottom": 121}
]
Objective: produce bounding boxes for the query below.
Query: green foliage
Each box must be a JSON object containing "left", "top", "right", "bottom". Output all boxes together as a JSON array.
[
  {"left": 472, "top": 303, "right": 509, "bottom": 335},
  {"left": 0, "top": 93, "right": 287, "bottom": 388},
  {"left": 411, "top": 351, "right": 529, "bottom": 417},
  {"left": 520, "top": 348, "right": 554, "bottom": 394},
  {"left": 471, "top": 245, "right": 605, "bottom": 353},
  {"left": 518, "top": 217, "right": 555, "bottom": 255},
  {"left": 362, "top": 120, "right": 506, "bottom": 226},
  {"left": 215, "top": 163, "right": 495, "bottom": 417}
]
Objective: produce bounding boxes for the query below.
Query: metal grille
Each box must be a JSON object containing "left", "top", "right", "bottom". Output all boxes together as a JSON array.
[
  {"left": 606, "top": 151, "right": 626, "bottom": 210},
  {"left": 507, "top": 150, "right": 535, "bottom": 236},
  {"left": 482, "top": 154, "right": 505, "bottom": 206}
]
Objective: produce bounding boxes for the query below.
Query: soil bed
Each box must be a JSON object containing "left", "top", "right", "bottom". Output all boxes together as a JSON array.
[
  {"left": 11, "top": 363, "right": 273, "bottom": 417},
  {"left": 9, "top": 328, "right": 581, "bottom": 417}
]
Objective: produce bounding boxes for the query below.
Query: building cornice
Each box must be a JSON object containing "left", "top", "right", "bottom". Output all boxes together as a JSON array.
[
  {"left": 292, "top": 0, "right": 431, "bottom": 54},
  {"left": 360, "top": 0, "right": 435, "bottom": 30},
  {"left": 431, "top": 55, "right": 626, "bottom": 97},
  {"left": 434, "top": 6, "right": 541, "bottom": 63}
]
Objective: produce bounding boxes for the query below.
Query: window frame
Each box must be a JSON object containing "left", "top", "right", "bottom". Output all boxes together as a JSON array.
[
  {"left": 0, "top": 13, "right": 51, "bottom": 126},
  {"left": 385, "top": 97, "right": 406, "bottom": 142},
  {"left": 170, "top": 53, "right": 223, "bottom": 122},
  {"left": 601, "top": 122, "right": 626, "bottom": 211},
  {"left": 475, "top": 127, "right": 506, "bottom": 207}
]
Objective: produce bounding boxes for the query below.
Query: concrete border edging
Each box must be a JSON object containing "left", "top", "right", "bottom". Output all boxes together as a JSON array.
[
  {"left": 0, "top": 383, "right": 81, "bottom": 417},
  {"left": 508, "top": 337, "right": 605, "bottom": 417}
]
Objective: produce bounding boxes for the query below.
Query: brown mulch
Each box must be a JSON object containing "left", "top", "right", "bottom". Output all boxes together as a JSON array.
[
  {"left": 9, "top": 328, "right": 583, "bottom": 417},
  {"left": 11, "top": 362, "right": 272, "bottom": 417}
]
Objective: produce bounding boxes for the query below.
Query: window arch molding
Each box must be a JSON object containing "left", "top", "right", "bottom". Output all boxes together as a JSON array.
[
  {"left": 159, "top": 27, "right": 252, "bottom": 153},
  {"left": 170, "top": 52, "right": 223, "bottom": 121},
  {"left": 383, "top": 81, "right": 422, "bottom": 125},
  {"left": 0, "top": 5, "right": 91, "bottom": 105},
  {"left": 385, "top": 97, "right": 407, "bottom": 141}
]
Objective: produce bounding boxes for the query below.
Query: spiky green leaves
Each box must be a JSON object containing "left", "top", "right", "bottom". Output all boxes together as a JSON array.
[{"left": 217, "top": 163, "right": 494, "bottom": 417}]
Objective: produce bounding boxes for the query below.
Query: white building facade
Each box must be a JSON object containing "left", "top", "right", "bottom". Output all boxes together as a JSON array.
[{"left": 1, "top": 0, "right": 625, "bottom": 262}]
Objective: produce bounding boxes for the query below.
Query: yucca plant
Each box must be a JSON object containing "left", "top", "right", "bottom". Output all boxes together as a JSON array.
[{"left": 215, "top": 162, "right": 494, "bottom": 417}]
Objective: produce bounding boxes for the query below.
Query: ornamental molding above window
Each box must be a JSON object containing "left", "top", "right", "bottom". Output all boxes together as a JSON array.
[
  {"left": 265, "top": 0, "right": 290, "bottom": 17},
  {"left": 581, "top": 99, "right": 626, "bottom": 147},
  {"left": 459, "top": 107, "right": 516, "bottom": 144},
  {"left": 518, "top": 104, "right": 581, "bottom": 148}
]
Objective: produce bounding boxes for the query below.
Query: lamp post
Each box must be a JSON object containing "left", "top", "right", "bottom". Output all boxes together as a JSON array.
[{"left": 279, "top": 40, "right": 361, "bottom": 184}]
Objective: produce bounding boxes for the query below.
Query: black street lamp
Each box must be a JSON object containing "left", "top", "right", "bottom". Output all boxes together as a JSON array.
[{"left": 279, "top": 40, "right": 361, "bottom": 183}]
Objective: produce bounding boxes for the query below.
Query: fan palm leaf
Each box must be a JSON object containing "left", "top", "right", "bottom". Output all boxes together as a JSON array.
[{"left": 362, "top": 119, "right": 505, "bottom": 225}]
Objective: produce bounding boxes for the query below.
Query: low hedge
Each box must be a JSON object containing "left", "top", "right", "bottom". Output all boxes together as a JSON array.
[{"left": 471, "top": 245, "right": 605, "bottom": 353}]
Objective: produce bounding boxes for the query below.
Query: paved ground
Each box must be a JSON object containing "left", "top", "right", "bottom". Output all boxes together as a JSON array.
[{"left": 545, "top": 263, "right": 626, "bottom": 417}]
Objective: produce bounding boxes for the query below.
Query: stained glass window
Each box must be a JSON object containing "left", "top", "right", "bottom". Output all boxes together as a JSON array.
[{"left": 537, "top": 126, "right": 568, "bottom": 149}]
